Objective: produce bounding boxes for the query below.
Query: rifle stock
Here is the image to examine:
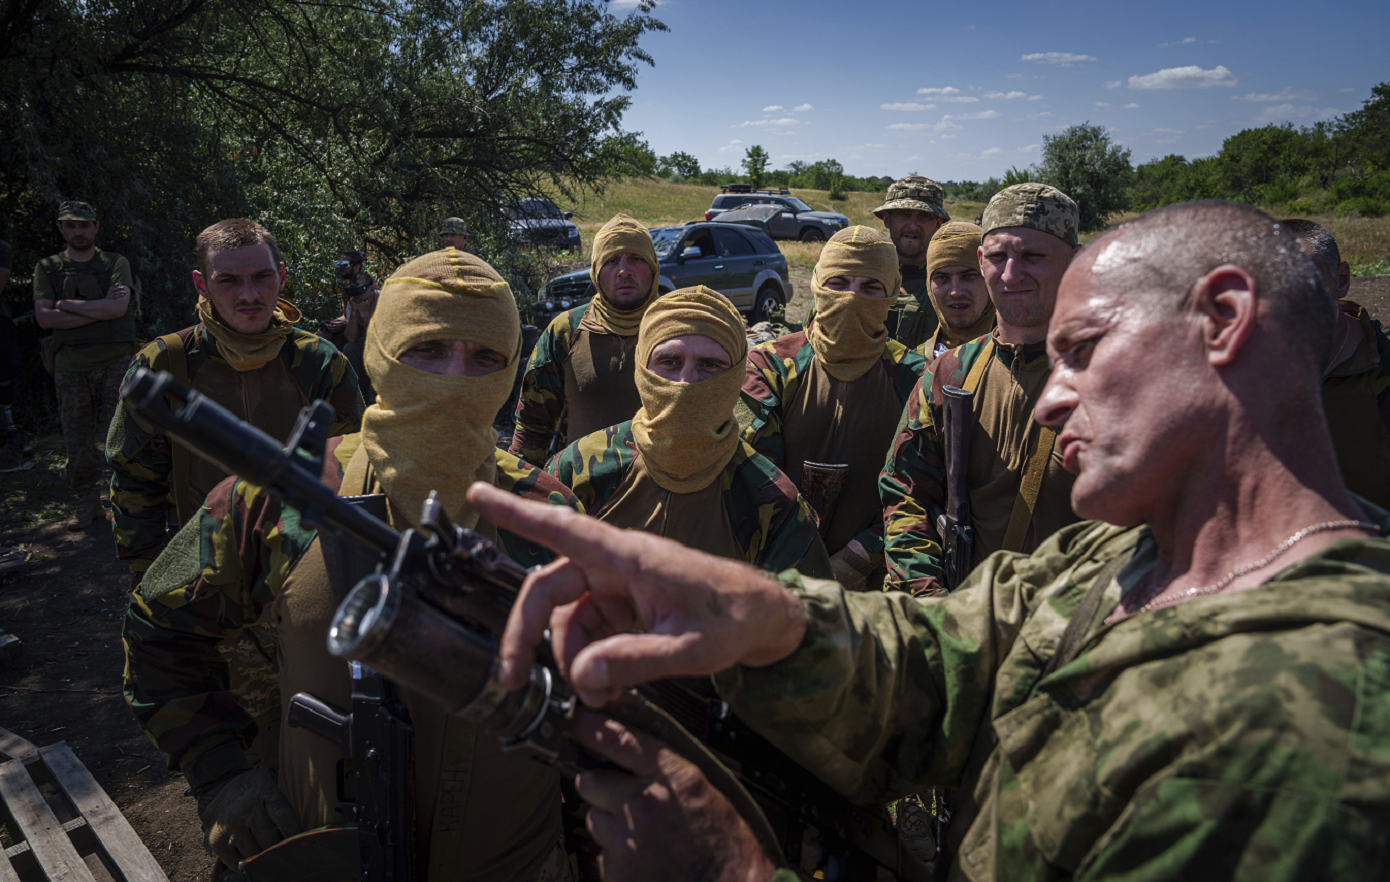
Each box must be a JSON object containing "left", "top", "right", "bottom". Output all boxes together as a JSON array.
[
  {"left": 933, "top": 385, "right": 975, "bottom": 591},
  {"left": 122, "top": 367, "right": 928, "bottom": 882}
]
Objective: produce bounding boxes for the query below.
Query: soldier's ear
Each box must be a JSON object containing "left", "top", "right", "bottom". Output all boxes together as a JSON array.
[{"left": 1190, "top": 263, "right": 1257, "bottom": 368}]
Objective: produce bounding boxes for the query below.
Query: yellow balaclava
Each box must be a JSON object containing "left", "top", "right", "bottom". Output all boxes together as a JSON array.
[
  {"left": 808, "top": 226, "right": 901, "bottom": 381},
  {"left": 926, "top": 222, "right": 996, "bottom": 349},
  {"left": 580, "top": 214, "right": 662, "bottom": 336},
  {"left": 359, "top": 247, "right": 521, "bottom": 529},
  {"left": 632, "top": 287, "right": 748, "bottom": 494},
  {"left": 197, "top": 297, "right": 302, "bottom": 372}
]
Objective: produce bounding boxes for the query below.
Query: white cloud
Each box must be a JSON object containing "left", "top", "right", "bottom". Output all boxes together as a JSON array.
[
  {"left": 943, "top": 110, "right": 1000, "bottom": 122},
  {"left": 1018, "top": 144, "right": 1040, "bottom": 152},
  {"left": 940, "top": 96, "right": 980, "bottom": 103},
  {"left": 881, "top": 102, "right": 935, "bottom": 111},
  {"left": 793, "top": 103, "right": 814, "bottom": 111},
  {"left": 1095, "top": 102, "right": 1112, "bottom": 108},
  {"left": 1232, "top": 88, "right": 1318, "bottom": 102},
  {"left": 981, "top": 148, "right": 1004, "bottom": 157},
  {"left": 887, "top": 123, "right": 931, "bottom": 132},
  {"left": 984, "top": 91, "right": 1027, "bottom": 99},
  {"left": 1005, "top": 73, "right": 1023, "bottom": 79},
  {"left": 1021, "top": 52, "right": 1096, "bottom": 66},
  {"left": 1104, "top": 80, "right": 1123, "bottom": 89},
  {"left": 1127, "top": 65, "right": 1238, "bottom": 90},
  {"left": 762, "top": 105, "right": 783, "bottom": 112},
  {"left": 1028, "top": 111, "right": 1053, "bottom": 120},
  {"left": 734, "top": 117, "right": 801, "bottom": 127},
  {"left": 717, "top": 140, "right": 744, "bottom": 153},
  {"left": 1256, "top": 103, "right": 1341, "bottom": 122},
  {"left": 1123, "top": 103, "right": 1140, "bottom": 109},
  {"left": 1159, "top": 36, "right": 1198, "bottom": 46},
  {"left": 916, "top": 86, "right": 962, "bottom": 95}
]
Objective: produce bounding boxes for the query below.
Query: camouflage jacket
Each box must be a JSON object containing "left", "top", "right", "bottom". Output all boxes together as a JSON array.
[
  {"left": 741, "top": 331, "right": 926, "bottom": 561},
  {"left": 881, "top": 334, "right": 1077, "bottom": 596},
  {"left": 122, "top": 446, "right": 580, "bottom": 787},
  {"left": 107, "top": 325, "right": 364, "bottom": 576},
  {"left": 727, "top": 510, "right": 1390, "bottom": 882},
  {"left": 547, "top": 421, "right": 832, "bottom": 578},
  {"left": 1325, "top": 300, "right": 1390, "bottom": 509},
  {"left": 510, "top": 303, "right": 584, "bottom": 466}
]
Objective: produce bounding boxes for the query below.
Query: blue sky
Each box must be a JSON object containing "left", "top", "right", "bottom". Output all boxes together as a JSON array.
[{"left": 614, "top": 0, "right": 1389, "bottom": 181}]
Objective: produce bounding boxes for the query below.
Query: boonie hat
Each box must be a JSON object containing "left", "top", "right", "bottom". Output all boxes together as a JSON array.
[
  {"left": 872, "top": 176, "right": 949, "bottom": 221},
  {"left": 57, "top": 201, "right": 97, "bottom": 222},
  {"left": 440, "top": 217, "right": 469, "bottom": 235},
  {"left": 981, "top": 183, "right": 1080, "bottom": 246}
]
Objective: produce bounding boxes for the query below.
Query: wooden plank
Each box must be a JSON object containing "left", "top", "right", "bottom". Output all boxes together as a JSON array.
[
  {"left": 0, "top": 728, "right": 36, "bottom": 762},
  {"left": 39, "top": 745, "right": 169, "bottom": 882},
  {"left": 0, "top": 849, "right": 20, "bottom": 882},
  {"left": 0, "top": 632, "right": 19, "bottom": 669},
  {"left": 4, "top": 817, "right": 88, "bottom": 858},
  {"left": 0, "top": 758, "right": 96, "bottom": 882}
]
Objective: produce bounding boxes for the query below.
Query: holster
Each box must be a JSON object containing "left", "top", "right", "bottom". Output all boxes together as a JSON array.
[{"left": 799, "top": 461, "right": 850, "bottom": 540}]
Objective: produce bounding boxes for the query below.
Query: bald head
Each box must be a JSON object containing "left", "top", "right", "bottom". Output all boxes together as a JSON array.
[{"left": 1082, "top": 200, "right": 1333, "bottom": 371}]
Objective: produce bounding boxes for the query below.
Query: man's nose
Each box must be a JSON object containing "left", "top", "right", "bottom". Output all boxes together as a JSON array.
[
  {"left": 1034, "top": 373, "right": 1075, "bottom": 428},
  {"left": 1000, "top": 257, "right": 1026, "bottom": 284}
]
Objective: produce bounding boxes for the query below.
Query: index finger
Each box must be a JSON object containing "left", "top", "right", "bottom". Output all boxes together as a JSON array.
[{"left": 468, "top": 482, "right": 646, "bottom": 572}]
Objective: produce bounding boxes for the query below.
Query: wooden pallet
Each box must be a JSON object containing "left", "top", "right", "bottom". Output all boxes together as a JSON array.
[{"left": 0, "top": 728, "right": 168, "bottom": 882}]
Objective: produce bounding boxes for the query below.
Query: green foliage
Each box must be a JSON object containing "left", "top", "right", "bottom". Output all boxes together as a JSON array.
[
  {"left": 657, "top": 151, "right": 702, "bottom": 182},
  {"left": 742, "top": 145, "right": 770, "bottom": 190},
  {"left": 1034, "top": 123, "right": 1133, "bottom": 232},
  {"left": 1002, "top": 166, "right": 1035, "bottom": 187},
  {"left": 0, "top": 0, "right": 667, "bottom": 334}
]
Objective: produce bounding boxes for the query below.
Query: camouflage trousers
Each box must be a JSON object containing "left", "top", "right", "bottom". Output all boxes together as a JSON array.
[
  {"left": 55, "top": 362, "right": 124, "bottom": 503},
  {"left": 220, "top": 620, "right": 282, "bottom": 769}
]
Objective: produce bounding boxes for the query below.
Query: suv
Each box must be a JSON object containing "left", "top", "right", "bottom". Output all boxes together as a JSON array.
[
  {"left": 533, "top": 222, "right": 792, "bottom": 325},
  {"left": 508, "top": 197, "right": 582, "bottom": 250},
  {"left": 705, "top": 188, "right": 849, "bottom": 242}
]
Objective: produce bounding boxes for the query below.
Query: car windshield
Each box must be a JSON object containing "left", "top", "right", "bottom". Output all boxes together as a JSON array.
[
  {"left": 786, "top": 197, "right": 814, "bottom": 212},
  {"left": 651, "top": 228, "right": 684, "bottom": 259},
  {"left": 510, "top": 201, "right": 562, "bottom": 220}
]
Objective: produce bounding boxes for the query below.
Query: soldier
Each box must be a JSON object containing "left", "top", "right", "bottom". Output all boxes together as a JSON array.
[
  {"left": 32, "top": 201, "right": 139, "bottom": 528},
  {"left": 123, "top": 248, "right": 578, "bottom": 881},
  {"left": 483, "top": 199, "right": 1390, "bottom": 882},
  {"left": 108, "top": 218, "right": 364, "bottom": 768},
  {"left": 918, "top": 221, "right": 995, "bottom": 362},
  {"left": 441, "top": 217, "right": 470, "bottom": 251},
  {"left": 881, "top": 183, "right": 1082, "bottom": 596},
  {"left": 741, "top": 226, "right": 927, "bottom": 591},
  {"left": 872, "top": 175, "right": 952, "bottom": 348},
  {"left": 547, "top": 287, "right": 830, "bottom": 576},
  {"left": 509, "top": 214, "right": 660, "bottom": 466},
  {"left": 341, "top": 270, "right": 379, "bottom": 406},
  {"left": 1281, "top": 218, "right": 1390, "bottom": 508}
]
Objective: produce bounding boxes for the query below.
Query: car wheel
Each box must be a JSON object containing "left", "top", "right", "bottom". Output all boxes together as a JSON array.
[
  {"left": 800, "top": 227, "right": 826, "bottom": 243},
  {"left": 752, "top": 284, "right": 785, "bottom": 323}
]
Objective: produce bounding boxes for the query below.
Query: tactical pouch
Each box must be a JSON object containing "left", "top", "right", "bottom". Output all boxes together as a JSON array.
[
  {"left": 321, "top": 494, "right": 390, "bottom": 603},
  {"left": 799, "top": 461, "right": 850, "bottom": 540}
]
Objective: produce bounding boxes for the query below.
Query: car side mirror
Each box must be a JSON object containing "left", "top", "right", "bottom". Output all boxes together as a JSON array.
[
  {"left": 563, "top": 211, "right": 574, "bottom": 220},
  {"left": 680, "top": 247, "right": 701, "bottom": 261},
  {"left": 780, "top": 211, "right": 794, "bottom": 217}
]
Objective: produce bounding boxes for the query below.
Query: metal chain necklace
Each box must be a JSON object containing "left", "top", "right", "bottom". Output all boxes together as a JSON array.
[{"left": 1135, "top": 519, "right": 1379, "bottom": 614}]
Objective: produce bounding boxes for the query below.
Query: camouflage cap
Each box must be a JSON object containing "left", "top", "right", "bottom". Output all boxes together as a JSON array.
[
  {"left": 440, "top": 217, "right": 469, "bottom": 235},
  {"left": 872, "top": 176, "right": 950, "bottom": 221},
  {"left": 981, "top": 183, "right": 1079, "bottom": 246},
  {"left": 57, "top": 201, "right": 96, "bottom": 222}
]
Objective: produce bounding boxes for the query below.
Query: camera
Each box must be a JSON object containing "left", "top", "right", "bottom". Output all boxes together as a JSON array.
[{"left": 344, "top": 282, "right": 369, "bottom": 298}]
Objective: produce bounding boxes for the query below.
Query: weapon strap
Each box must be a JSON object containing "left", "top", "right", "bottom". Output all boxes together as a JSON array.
[
  {"left": 1001, "top": 425, "right": 1057, "bottom": 553},
  {"left": 960, "top": 338, "right": 994, "bottom": 395},
  {"left": 160, "top": 331, "right": 193, "bottom": 526},
  {"left": 1039, "top": 547, "right": 1132, "bottom": 680}
]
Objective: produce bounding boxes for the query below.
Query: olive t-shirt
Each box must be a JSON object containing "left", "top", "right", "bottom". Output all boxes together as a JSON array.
[{"left": 33, "top": 250, "right": 138, "bottom": 372}]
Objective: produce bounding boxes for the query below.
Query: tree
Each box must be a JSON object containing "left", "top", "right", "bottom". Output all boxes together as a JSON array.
[
  {"left": 1034, "top": 123, "right": 1133, "bottom": 232},
  {"left": 657, "top": 151, "right": 702, "bottom": 181},
  {"left": 0, "top": 0, "right": 667, "bottom": 332},
  {"left": 742, "top": 145, "right": 770, "bottom": 189}
]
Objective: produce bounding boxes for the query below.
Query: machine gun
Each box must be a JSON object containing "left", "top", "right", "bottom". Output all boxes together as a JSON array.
[
  {"left": 927, "top": 385, "right": 974, "bottom": 592},
  {"left": 121, "top": 367, "right": 929, "bottom": 882}
]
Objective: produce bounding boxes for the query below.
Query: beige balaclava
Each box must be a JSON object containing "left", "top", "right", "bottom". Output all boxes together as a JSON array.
[
  {"left": 197, "top": 298, "right": 303, "bottom": 372},
  {"left": 808, "top": 226, "right": 901, "bottom": 381},
  {"left": 581, "top": 214, "right": 662, "bottom": 336},
  {"left": 926, "top": 221, "right": 996, "bottom": 348},
  {"left": 632, "top": 287, "right": 748, "bottom": 493},
  {"left": 359, "top": 247, "right": 521, "bottom": 529}
]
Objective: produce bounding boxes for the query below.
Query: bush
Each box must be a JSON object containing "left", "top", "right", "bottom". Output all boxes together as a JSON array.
[{"left": 1336, "top": 197, "right": 1388, "bottom": 218}]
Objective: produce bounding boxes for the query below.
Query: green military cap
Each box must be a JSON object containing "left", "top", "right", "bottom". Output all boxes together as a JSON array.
[
  {"left": 872, "top": 175, "right": 950, "bottom": 221},
  {"left": 57, "top": 201, "right": 97, "bottom": 222},
  {"left": 981, "top": 183, "right": 1080, "bottom": 246},
  {"left": 440, "top": 217, "right": 469, "bottom": 235}
]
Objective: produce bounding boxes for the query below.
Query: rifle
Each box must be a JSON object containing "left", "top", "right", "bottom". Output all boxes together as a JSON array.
[
  {"left": 121, "top": 366, "right": 929, "bottom": 882},
  {"left": 928, "top": 385, "right": 974, "bottom": 592}
]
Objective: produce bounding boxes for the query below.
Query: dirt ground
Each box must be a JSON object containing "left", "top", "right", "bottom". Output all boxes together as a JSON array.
[{"left": 2, "top": 275, "right": 1387, "bottom": 880}]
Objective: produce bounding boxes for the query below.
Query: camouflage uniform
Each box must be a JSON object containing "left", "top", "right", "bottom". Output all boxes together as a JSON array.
[
  {"left": 742, "top": 331, "right": 926, "bottom": 564},
  {"left": 509, "top": 301, "right": 642, "bottom": 466},
  {"left": 123, "top": 444, "right": 578, "bottom": 880},
  {"left": 724, "top": 508, "right": 1390, "bottom": 882},
  {"left": 881, "top": 335, "right": 1078, "bottom": 596},
  {"left": 1324, "top": 300, "right": 1390, "bottom": 509},
  {"left": 108, "top": 323, "right": 363, "bottom": 764},
  {"left": 547, "top": 421, "right": 832, "bottom": 577}
]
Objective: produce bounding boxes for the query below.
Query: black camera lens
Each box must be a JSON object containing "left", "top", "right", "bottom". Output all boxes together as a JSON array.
[{"left": 345, "top": 283, "right": 368, "bottom": 297}]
